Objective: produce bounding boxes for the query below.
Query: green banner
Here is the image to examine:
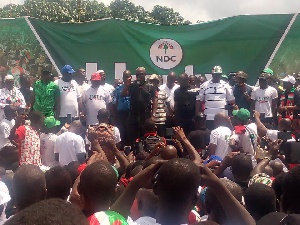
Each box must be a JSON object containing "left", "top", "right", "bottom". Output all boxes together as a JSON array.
[
  {"left": 0, "top": 18, "right": 54, "bottom": 86},
  {"left": 270, "top": 14, "right": 300, "bottom": 76},
  {"left": 29, "top": 14, "right": 293, "bottom": 84}
]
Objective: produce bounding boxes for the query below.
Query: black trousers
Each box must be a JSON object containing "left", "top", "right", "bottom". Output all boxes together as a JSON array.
[
  {"left": 116, "top": 110, "right": 130, "bottom": 148},
  {"left": 176, "top": 117, "right": 194, "bottom": 136},
  {"left": 127, "top": 113, "right": 148, "bottom": 146}
]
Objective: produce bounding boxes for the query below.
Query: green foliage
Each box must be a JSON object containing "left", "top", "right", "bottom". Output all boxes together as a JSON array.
[
  {"left": 150, "top": 5, "right": 184, "bottom": 25},
  {"left": 0, "top": 0, "right": 188, "bottom": 25}
]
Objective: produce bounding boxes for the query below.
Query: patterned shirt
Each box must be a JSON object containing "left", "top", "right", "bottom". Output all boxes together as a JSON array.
[
  {"left": 16, "top": 125, "right": 41, "bottom": 166},
  {"left": 197, "top": 80, "right": 235, "bottom": 120},
  {"left": 0, "top": 87, "right": 26, "bottom": 120},
  {"left": 154, "top": 90, "right": 167, "bottom": 124},
  {"left": 33, "top": 80, "right": 60, "bottom": 117}
]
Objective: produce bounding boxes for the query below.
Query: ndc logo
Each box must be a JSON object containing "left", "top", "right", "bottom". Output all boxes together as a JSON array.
[{"left": 150, "top": 38, "right": 183, "bottom": 70}]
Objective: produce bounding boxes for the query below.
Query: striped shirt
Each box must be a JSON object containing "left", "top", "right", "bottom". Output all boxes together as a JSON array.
[
  {"left": 197, "top": 80, "right": 234, "bottom": 120},
  {"left": 154, "top": 90, "right": 167, "bottom": 124}
]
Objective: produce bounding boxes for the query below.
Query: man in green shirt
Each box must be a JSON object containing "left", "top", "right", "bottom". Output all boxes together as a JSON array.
[{"left": 32, "top": 70, "right": 60, "bottom": 117}]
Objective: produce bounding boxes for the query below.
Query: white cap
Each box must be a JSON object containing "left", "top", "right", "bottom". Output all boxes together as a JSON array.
[
  {"left": 0, "top": 181, "right": 10, "bottom": 205},
  {"left": 212, "top": 65, "right": 222, "bottom": 74},
  {"left": 96, "top": 70, "right": 105, "bottom": 73},
  {"left": 4, "top": 75, "right": 14, "bottom": 81},
  {"left": 281, "top": 75, "right": 296, "bottom": 85},
  {"left": 149, "top": 74, "right": 160, "bottom": 81}
]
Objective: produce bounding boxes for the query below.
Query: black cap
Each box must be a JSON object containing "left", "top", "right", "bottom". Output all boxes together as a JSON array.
[{"left": 42, "top": 65, "right": 52, "bottom": 73}]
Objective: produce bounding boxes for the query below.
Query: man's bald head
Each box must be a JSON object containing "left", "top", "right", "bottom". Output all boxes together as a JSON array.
[
  {"left": 214, "top": 112, "right": 231, "bottom": 128},
  {"left": 13, "top": 165, "right": 46, "bottom": 211},
  {"left": 279, "top": 118, "right": 292, "bottom": 131},
  {"left": 168, "top": 71, "right": 176, "bottom": 76},
  {"left": 136, "top": 67, "right": 146, "bottom": 74},
  {"left": 167, "top": 72, "right": 176, "bottom": 86},
  {"left": 269, "top": 161, "right": 284, "bottom": 177},
  {"left": 123, "top": 70, "right": 131, "bottom": 77},
  {"left": 136, "top": 67, "right": 146, "bottom": 82},
  {"left": 160, "top": 145, "right": 178, "bottom": 160},
  {"left": 69, "top": 120, "right": 82, "bottom": 135},
  {"left": 178, "top": 73, "right": 189, "bottom": 88}
]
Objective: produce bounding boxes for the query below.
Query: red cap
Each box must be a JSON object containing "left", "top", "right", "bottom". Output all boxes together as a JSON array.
[{"left": 91, "top": 72, "right": 102, "bottom": 81}]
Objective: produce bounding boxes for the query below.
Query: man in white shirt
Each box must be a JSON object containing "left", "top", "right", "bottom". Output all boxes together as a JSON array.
[
  {"left": 207, "top": 112, "right": 233, "bottom": 159},
  {"left": 159, "top": 72, "right": 179, "bottom": 127},
  {"left": 97, "top": 70, "right": 115, "bottom": 95},
  {"left": 83, "top": 72, "right": 112, "bottom": 126},
  {"left": 54, "top": 120, "right": 86, "bottom": 166},
  {"left": 40, "top": 116, "right": 61, "bottom": 168},
  {"left": 196, "top": 66, "right": 236, "bottom": 130},
  {"left": 73, "top": 68, "right": 90, "bottom": 97},
  {"left": 54, "top": 65, "right": 83, "bottom": 126},
  {"left": 230, "top": 108, "right": 258, "bottom": 156},
  {"left": 0, "top": 75, "right": 26, "bottom": 120},
  {"left": 253, "top": 110, "right": 294, "bottom": 142},
  {"left": 0, "top": 106, "right": 16, "bottom": 150},
  {"left": 251, "top": 73, "right": 278, "bottom": 125}
]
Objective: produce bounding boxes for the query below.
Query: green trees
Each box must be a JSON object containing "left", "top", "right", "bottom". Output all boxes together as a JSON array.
[{"left": 0, "top": 0, "right": 190, "bottom": 25}]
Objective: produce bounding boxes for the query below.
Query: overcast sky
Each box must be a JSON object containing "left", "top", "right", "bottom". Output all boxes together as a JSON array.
[{"left": 2, "top": 0, "right": 300, "bottom": 22}]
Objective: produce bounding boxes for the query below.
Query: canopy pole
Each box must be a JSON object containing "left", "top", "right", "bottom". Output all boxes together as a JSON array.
[
  {"left": 265, "top": 13, "right": 298, "bottom": 69},
  {"left": 24, "top": 16, "right": 62, "bottom": 76}
]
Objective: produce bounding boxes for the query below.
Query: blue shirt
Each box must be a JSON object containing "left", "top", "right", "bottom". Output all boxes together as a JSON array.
[{"left": 113, "top": 84, "right": 131, "bottom": 112}]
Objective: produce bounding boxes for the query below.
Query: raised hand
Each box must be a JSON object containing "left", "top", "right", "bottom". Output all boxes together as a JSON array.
[{"left": 172, "top": 126, "right": 186, "bottom": 142}]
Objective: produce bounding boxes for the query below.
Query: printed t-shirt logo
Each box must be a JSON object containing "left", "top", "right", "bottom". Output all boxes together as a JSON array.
[
  {"left": 150, "top": 38, "right": 183, "bottom": 69},
  {"left": 62, "top": 85, "right": 75, "bottom": 92}
]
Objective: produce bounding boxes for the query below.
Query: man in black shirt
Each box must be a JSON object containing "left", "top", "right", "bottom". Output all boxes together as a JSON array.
[
  {"left": 174, "top": 73, "right": 197, "bottom": 135},
  {"left": 233, "top": 71, "right": 253, "bottom": 111},
  {"left": 122, "top": 67, "right": 158, "bottom": 145}
]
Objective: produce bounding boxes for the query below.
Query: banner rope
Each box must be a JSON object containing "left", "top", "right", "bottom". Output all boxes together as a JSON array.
[
  {"left": 24, "top": 16, "right": 62, "bottom": 76},
  {"left": 265, "top": 13, "right": 299, "bottom": 69}
]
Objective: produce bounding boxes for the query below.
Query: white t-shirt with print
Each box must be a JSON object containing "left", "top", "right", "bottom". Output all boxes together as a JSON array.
[
  {"left": 210, "top": 126, "right": 232, "bottom": 159},
  {"left": 102, "top": 83, "right": 115, "bottom": 95},
  {"left": 83, "top": 86, "right": 112, "bottom": 125},
  {"left": 78, "top": 82, "right": 90, "bottom": 97},
  {"left": 0, "top": 118, "right": 15, "bottom": 150},
  {"left": 159, "top": 83, "right": 179, "bottom": 113},
  {"left": 231, "top": 123, "right": 258, "bottom": 156},
  {"left": 197, "top": 80, "right": 235, "bottom": 120},
  {"left": 40, "top": 133, "right": 59, "bottom": 168},
  {"left": 266, "top": 129, "right": 295, "bottom": 142},
  {"left": 54, "top": 79, "right": 81, "bottom": 117},
  {"left": 251, "top": 86, "right": 278, "bottom": 117},
  {"left": 54, "top": 131, "right": 86, "bottom": 166}
]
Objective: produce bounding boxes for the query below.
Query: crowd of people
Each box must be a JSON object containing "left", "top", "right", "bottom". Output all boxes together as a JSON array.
[{"left": 0, "top": 64, "right": 299, "bottom": 224}]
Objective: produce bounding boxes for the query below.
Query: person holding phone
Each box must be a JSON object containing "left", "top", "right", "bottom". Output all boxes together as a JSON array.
[
  {"left": 121, "top": 67, "right": 158, "bottom": 145},
  {"left": 233, "top": 71, "right": 253, "bottom": 111},
  {"left": 113, "top": 70, "right": 132, "bottom": 147}
]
